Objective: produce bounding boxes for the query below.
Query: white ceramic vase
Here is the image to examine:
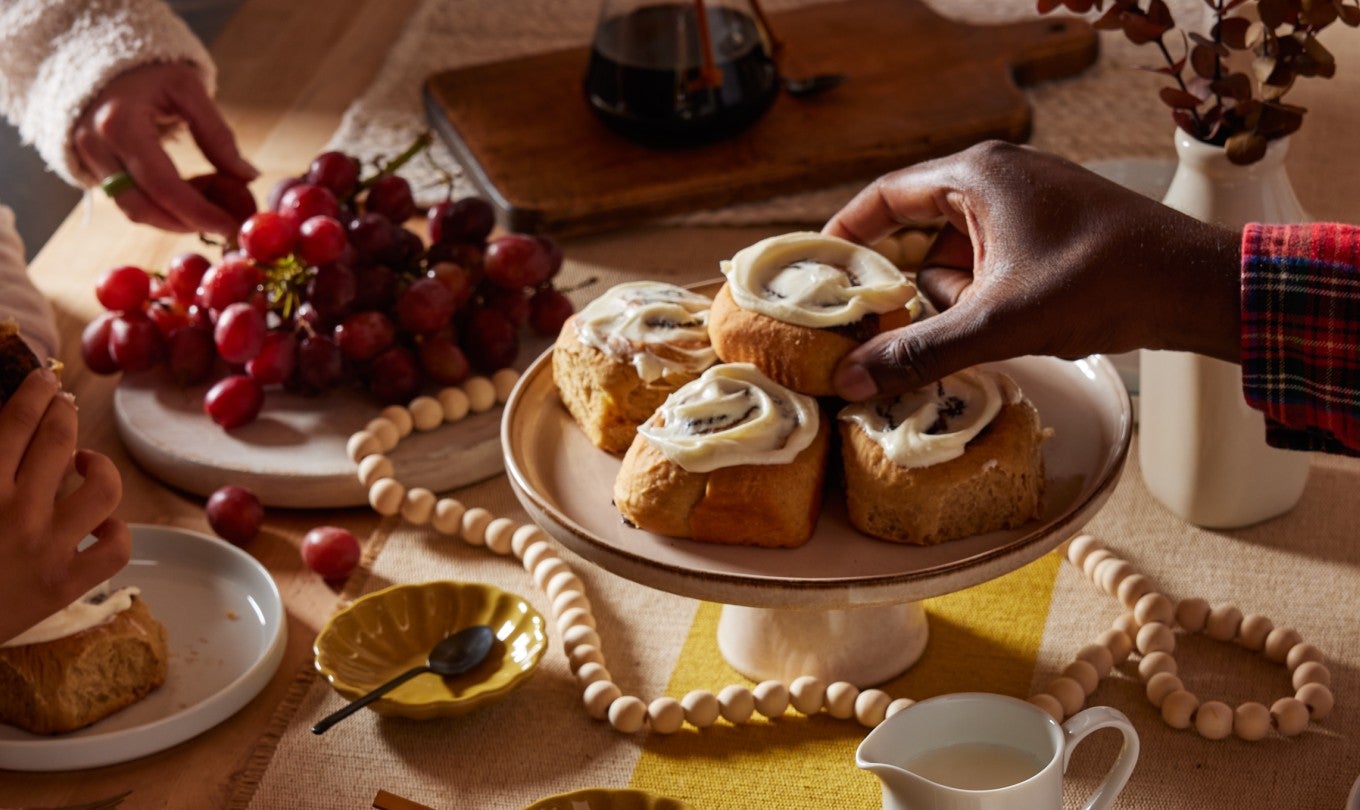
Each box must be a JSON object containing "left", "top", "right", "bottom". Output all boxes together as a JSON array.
[{"left": 1138, "top": 129, "right": 1311, "bottom": 528}]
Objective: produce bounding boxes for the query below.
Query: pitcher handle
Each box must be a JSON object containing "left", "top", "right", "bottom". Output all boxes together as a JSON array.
[{"left": 1062, "top": 705, "right": 1140, "bottom": 810}]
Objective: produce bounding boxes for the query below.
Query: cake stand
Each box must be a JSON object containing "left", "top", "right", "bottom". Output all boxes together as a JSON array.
[{"left": 503, "top": 351, "right": 1131, "bottom": 686}]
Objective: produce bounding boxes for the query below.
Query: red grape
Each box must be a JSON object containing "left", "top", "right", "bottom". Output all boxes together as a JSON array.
[
  {"left": 214, "top": 302, "right": 267, "bottom": 364},
  {"left": 484, "top": 234, "right": 552, "bottom": 289},
  {"left": 109, "top": 311, "right": 166, "bottom": 373},
  {"left": 278, "top": 183, "right": 340, "bottom": 226},
  {"left": 307, "top": 262, "right": 357, "bottom": 321},
  {"left": 167, "top": 253, "right": 211, "bottom": 306},
  {"left": 297, "top": 215, "right": 347, "bottom": 267},
  {"left": 461, "top": 307, "right": 519, "bottom": 372},
  {"left": 238, "top": 211, "right": 298, "bottom": 264},
  {"left": 346, "top": 212, "right": 398, "bottom": 262},
  {"left": 197, "top": 256, "right": 264, "bottom": 312},
  {"left": 300, "top": 526, "right": 360, "bottom": 580},
  {"left": 528, "top": 287, "right": 575, "bottom": 336},
  {"left": 80, "top": 312, "right": 121, "bottom": 375},
  {"left": 426, "top": 241, "right": 484, "bottom": 276},
  {"left": 245, "top": 330, "right": 298, "bottom": 385},
  {"left": 365, "top": 345, "right": 420, "bottom": 404},
  {"left": 352, "top": 263, "right": 397, "bottom": 311},
  {"left": 146, "top": 300, "right": 189, "bottom": 338},
  {"left": 536, "top": 235, "right": 564, "bottom": 280},
  {"left": 306, "top": 151, "right": 360, "bottom": 199},
  {"left": 266, "top": 176, "right": 304, "bottom": 212},
  {"left": 334, "top": 310, "right": 396, "bottom": 361},
  {"left": 418, "top": 331, "right": 471, "bottom": 385},
  {"left": 365, "top": 174, "right": 416, "bottom": 224},
  {"left": 294, "top": 334, "right": 345, "bottom": 392},
  {"left": 189, "top": 172, "right": 258, "bottom": 226},
  {"left": 96, "top": 265, "right": 152, "bottom": 311},
  {"left": 167, "top": 326, "right": 217, "bottom": 385},
  {"left": 396, "top": 277, "right": 457, "bottom": 334},
  {"left": 427, "top": 261, "right": 477, "bottom": 311},
  {"left": 206, "top": 485, "right": 264, "bottom": 545},
  {"left": 428, "top": 197, "right": 496, "bottom": 245},
  {"left": 483, "top": 284, "right": 529, "bottom": 328},
  {"left": 204, "top": 374, "right": 264, "bottom": 428}
]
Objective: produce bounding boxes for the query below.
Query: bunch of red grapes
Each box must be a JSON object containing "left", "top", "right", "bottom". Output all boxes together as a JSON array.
[{"left": 82, "top": 147, "right": 575, "bottom": 429}]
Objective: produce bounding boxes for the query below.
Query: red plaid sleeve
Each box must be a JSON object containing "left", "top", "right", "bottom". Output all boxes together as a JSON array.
[{"left": 1241, "top": 223, "right": 1360, "bottom": 455}]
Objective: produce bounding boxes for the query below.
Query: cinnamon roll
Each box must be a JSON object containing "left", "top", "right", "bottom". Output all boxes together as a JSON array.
[
  {"left": 613, "top": 363, "right": 830, "bottom": 548},
  {"left": 838, "top": 369, "right": 1047, "bottom": 545}
]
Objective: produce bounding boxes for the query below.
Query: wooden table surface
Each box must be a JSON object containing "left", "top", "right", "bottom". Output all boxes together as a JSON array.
[{"left": 0, "top": 0, "right": 420, "bottom": 805}]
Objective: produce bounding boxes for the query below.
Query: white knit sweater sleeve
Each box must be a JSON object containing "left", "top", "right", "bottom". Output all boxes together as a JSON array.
[
  {"left": 0, "top": 0, "right": 217, "bottom": 188},
  {"left": 0, "top": 206, "right": 58, "bottom": 360}
]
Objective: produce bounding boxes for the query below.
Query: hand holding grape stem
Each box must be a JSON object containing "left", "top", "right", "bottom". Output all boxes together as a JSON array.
[
  {"left": 823, "top": 141, "right": 1243, "bottom": 401},
  {"left": 72, "top": 61, "right": 258, "bottom": 236},
  {"left": 0, "top": 370, "right": 130, "bottom": 644}
]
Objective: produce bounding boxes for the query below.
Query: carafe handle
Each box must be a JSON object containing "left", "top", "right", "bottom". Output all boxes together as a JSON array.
[{"left": 1062, "top": 706, "right": 1140, "bottom": 810}]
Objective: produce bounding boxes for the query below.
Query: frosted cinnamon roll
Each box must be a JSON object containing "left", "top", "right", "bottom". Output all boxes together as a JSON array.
[
  {"left": 838, "top": 369, "right": 1047, "bottom": 546},
  {"left": 553, "top": 281, "right": 717, "bottom": 454},
  {"left": 708, "top": 232, "right": 919, "bottom": 396},
  {"left": 614, "top": 363, "right": 830, "bottom": 548}
]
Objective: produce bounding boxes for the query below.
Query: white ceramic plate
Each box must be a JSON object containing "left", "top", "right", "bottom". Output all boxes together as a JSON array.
[
  {"left": 503, "top": 349, "right": 1132, "bottom": 611},
  {"left": 1349, "top": 772, "right": 1359, "bottom": 810},
  {"left": 0, "top": 524, "right": 286, "bottom": 771}
]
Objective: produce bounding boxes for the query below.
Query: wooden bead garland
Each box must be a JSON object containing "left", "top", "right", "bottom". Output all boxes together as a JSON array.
[
  {"left": 348, "top": 383, "right": 1337, "bottom": 739},
  {"left": 1046, "top": 534, "right": 1336, "bottom": 741}
]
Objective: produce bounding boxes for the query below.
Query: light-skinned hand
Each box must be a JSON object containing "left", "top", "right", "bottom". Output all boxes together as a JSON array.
[
  {"left": 0, "top": 369, "right": 130, "bottom": 644},
  {"left": 71, "top": 61, "right": 258, "bottom": 236},
  {"left": 823, "top": 141, "right": 1242, "bottom": 401}
]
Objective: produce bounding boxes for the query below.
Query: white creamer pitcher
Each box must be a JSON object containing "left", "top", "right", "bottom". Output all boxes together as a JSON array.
[{"left": 856, "top": 692, "right": 1138, "bottom": 810}]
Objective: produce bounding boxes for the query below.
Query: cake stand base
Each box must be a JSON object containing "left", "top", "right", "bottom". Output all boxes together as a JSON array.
[{"left": 716, "top": 601, "right": 929, "bottom": 687}]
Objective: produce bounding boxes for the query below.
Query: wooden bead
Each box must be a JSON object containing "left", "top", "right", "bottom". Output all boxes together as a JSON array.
[
  {"left": 1286, "top": 642, "right": 1324, "bottom": 672},
  {"left": 583, "top": 680, "right": 620, "bottom": 719},
  {"left": 1174, "top": 597, "right": 1211, "bottom": 633},
  {"left": 400, "top": 487, "right": 436, "bottom": 525},
  {"left": 546, "top": 571, "right": 584, "bottom": 602},
  {"left": 1137, "top": 651, "right": 1178, "bottom": 683},
  {"left": 1204, "top": 604, "right": 1243, "bottom": 642},
  {"left": 1062, "top": 660, "right": 1100, "bottom": 696},
  {"left": 608, "top": 695, "right": 647, "bottom": 733},
  {"left": 347, "top": 430, "right": 381, "bottom": 462},
  {"left": 552, "top": 589, "right": 590, "bottom": 618},
  {"left": 753, "top": 680, "right": 789, "bottom": 718},
  {"left": 1236, "top": 613, "right": 1274, "bottom": 651},
  {"left": 356, "top": 454, "right": 394, "bottom": 487},
  {"left": 886, "top": 697, "right": 916, "bottom": 719},
  {"left": 408, "top": 395, "right": 443, "bottom": 431},
  {"left": 379, "top": 404, "right": 413, "bottom": 437},
  {"left": 521, "top": 541, "right": 558, "bottom": 574},
  {"left": 1098, "top": 628, "right": 1134, "bottom": 665},
  {"left": 575, "top": 661, "right": 611, "bottom": 687},
  {"left": 682, "top": 690, "right": 720, "bottom": 727},
  {"left": 718, "top": 685, "right": 755, "bottom": 724},
  {"left": 557, "top": 606, "right": 596, "bottom": 631},
  {"left": 1081, "top": 548, "right": 1117, "bottom": 580},
  {"left": 789, "top": 676, "right": 826, "bottom": 715},
  {"left": 1096, "top": 559, "right": 1136, "bottom": 596},
  {"left": 1028, "top": 694, "right": 1064, "bottom": 722},
  {"left": 1046, "top": 676, "right": 1085, "bottom": 717},
  {"left": 1066, "top": 534, "right": 1102, "bottom": 567},
  {"left": 1112, "top": 612, "right": 1140, "bottom": 639},
  {"left": 492, "top": 368, "right": 519, "bottom": 403},
  {"left": 533, "top": 556, "right": 572, "bottom": 590},
  {"left": 460, "top": 507, "right": 493, "bottom": 546},
  {"left": 1264, "top": 626, "right": 1303, "bottom": 663},
  {"left": 1133, "top": 593, "right": 1175, "bottom": 627},
  {"left": 1292, "top": 660, "right": 1331, "bottom": 689},
  {"left": 1296, "top": 683, "right": 1334, "bottom": 720},
  {"left": 1234, "top": 702, "right": 1272, "bottom": 741},
  {"left": 1075, "top": 644, "right": 1114, "bottom": 678},
  {"left": 855, "top": 689, "right": 892, "bottom": 727},
  {"left": 364, "top": 417, "right": 399, "bottom": 451},
  {"left": 1145, "top": 672, "right": 1183, "bottom": 708},
  {"left": 484, "top": 517, "right": 516, "bottom": 555},
  {"left": 438, "top": 386, "right": 470, "bottom": 422},
  {"left": 1195, "top": 700, "right": 1233, "bottom": 740},
  {"left": 562, "top": 624, "right": 601, "bottom": 652},
  {"left": 431, "top": 498, "right": 465, "bottom": 535},
  {"left": 1271, "top": 697, "right": 1310, "bottom": 736},
  {"left": 464, "top": 376, "right": 496, "bottom": 412},
  {"left": 511, "top": 525, "right": 550, "bottom": 558},
  {"left": 824, "top": 682, "right": 859, "bottom": 720},
  {"left": 648, "top": 697, "right": 685, "bottom": 734},
  {"left": 1136, "top": 622, "right": 1175, "bottom": 656},
  {"left": 1160, "top": 690, "right": 1199, "bottom": 729},
  {"left": 1116, "top": 574, "right": 1156, "bottom": 610},
  {"left": 368, "top": 477, "right": 405, "bottom": 516},
  {"left": 569, "top": 643, "right": 605, "bottom": 672}
]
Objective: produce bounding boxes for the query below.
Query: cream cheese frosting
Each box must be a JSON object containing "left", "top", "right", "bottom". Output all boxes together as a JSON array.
[
  {"left": 2, "top": 584, "right": 140, "bottom": 647},
  {"left": 638, "top": 363, "right": 819, "bottom": 473},
  {"left": 574, "top": 281, "right": 716, "bottom": 383},
  {"left": 839, "top": 369, "right": 1013, "bottom": 469},
  {"left": 720, "top": 231, "right": 916, "bottom": 328}
]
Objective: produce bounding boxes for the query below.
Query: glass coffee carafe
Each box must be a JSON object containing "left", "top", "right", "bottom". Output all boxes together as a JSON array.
[{"left": 583, "top": 0, "right": 780, "bottom": 146}]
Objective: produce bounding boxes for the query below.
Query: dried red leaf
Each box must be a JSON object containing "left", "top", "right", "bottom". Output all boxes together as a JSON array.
[
  {"left": 1211, "top": 72, "right": 1254, "bottom": 101},
  {"left": 1257, "top": 0, "right": 1290, "bottom": 27},
  {"left": 1160, "top": 86, "right": 1204, "bottom": 108},
  {"left": 1215, "top": 16, "right": 1252, "bottom": 49},
  {"left": 1190, "top": 43, "right": 1220, "bottom": 78},
  {"left": 1226, "top": 132, "right": 1268, "bottom": 164}
]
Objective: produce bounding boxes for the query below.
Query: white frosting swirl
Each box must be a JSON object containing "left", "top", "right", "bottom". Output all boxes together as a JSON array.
[
  {"left": 638, "top": 363, "right": 820, "bottom": 473},
  {"left": 574, "top": 281, "right": 716, "bottom": 382},
  {"left": 720, "top": 231, "right": 916, "bottom": 328},
  {"left": 2, "top": 585, "right": 140, "bottom": 647},
  {"left": 839, "top": 369, "right": 1011, "bottom": 469}
]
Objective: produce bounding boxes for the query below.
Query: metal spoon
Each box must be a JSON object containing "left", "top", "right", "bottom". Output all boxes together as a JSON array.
[
  {"left": 312, "top": 624, "right": 496, "bottom": 734},
  {"left": 783, "top": 73, "right": 847, "bottom": 98}
]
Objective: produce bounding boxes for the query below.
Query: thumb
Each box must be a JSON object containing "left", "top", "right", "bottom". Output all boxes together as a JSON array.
[{"left": 832, "top": 304, "right": 994, "bottom": 401}]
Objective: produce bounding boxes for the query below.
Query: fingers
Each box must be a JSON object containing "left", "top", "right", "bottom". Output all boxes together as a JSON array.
[
  {"left": 64, "top": 518, "right": 133, "bottom": 596},
  {"left": 825, "top": 166, "right": 951, "bottom": 245},
  {"left": 833, "top": 305, "right": 998, "bottom": 401},
  {"left": 73, "top": 124, "right": 196, "bottom": 233},
  {"left": 168, "top": 79, "right": 258, "bottom": 181},
  {"left": 914, "top": 225, "right": 977, "bottom": 309},
  {"left": 0, "top": 368, "right": 63, "bottom": 483},
  {"left": 14, "top": 388, "right": 78, "bottom": 505},
  {"left": 53, "top": 450, "right": 124, "bottom": 544}
]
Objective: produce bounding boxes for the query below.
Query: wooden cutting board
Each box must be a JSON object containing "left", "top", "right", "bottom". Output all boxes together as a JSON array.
[{"left": 423, "top": 0, "right": 1097, "bottom": 236}]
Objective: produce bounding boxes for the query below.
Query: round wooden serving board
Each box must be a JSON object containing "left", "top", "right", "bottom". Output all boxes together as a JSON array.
[{"left": 114, "top": 335, "right": 550, "bottom": 509}]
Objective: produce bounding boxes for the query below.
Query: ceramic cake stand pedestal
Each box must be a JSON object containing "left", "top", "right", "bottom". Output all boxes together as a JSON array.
[{"left": 503, "top": 351, "right": 1132, "bottom": 687}]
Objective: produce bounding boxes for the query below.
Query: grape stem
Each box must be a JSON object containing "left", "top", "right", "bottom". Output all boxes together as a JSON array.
[{"left": 357, "top": 131, "right": 434, "bottom": 192}]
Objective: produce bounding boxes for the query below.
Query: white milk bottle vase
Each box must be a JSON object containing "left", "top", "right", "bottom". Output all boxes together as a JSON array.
[{"left": 1139, "top": 128, "right": 1311, "bottom": 528}]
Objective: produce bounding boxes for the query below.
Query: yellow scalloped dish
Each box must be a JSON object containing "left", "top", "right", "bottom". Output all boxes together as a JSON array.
[
  {"left": 523, "top": 788, "right": 693, "bottom": 810},
  {"left": 313, "top": 581, "right": 546, "bottom": 719}
]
